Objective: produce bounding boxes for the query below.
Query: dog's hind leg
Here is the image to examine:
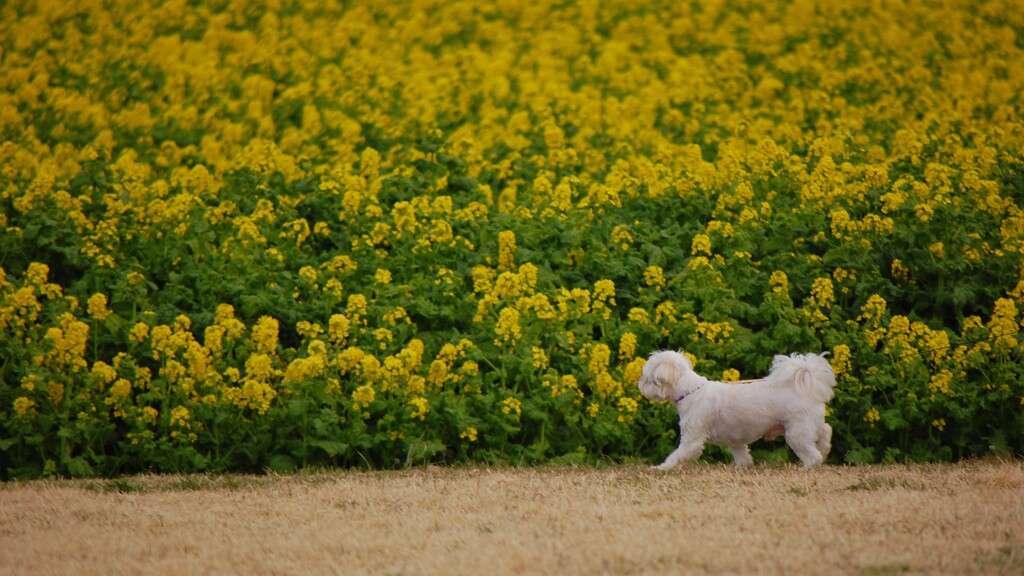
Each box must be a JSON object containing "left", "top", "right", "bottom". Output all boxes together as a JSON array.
[
  {"left": 784, "top": 425, "right": 824, "bottom": 468},
  {"left": 728, "top": 444, "right": 753, "bottom": 468},
  {"left": 816, "top": 422, "right": 832, "bottom": 461}
]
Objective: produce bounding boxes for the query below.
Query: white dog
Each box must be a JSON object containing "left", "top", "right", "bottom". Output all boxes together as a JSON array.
[{"left": 637, "top": 350, "right": 836, "bottom": 469}]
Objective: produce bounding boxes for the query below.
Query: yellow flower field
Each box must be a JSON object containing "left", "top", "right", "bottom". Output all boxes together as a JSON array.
[{"left": 1, "top": 0, "right": 1022, "bottom": 477}]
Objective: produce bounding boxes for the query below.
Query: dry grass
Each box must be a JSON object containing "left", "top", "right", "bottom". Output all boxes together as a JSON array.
[{"left": 1, "top": 460, "right": 1022, "bottom": 575}]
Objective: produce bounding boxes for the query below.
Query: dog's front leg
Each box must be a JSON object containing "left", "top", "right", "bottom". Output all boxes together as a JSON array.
[{"left": 655, "top": 437, "right": 705, "bottom": 470}]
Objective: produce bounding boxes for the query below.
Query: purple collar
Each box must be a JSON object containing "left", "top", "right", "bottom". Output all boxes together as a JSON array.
[{"left": 674, "top": 385, "right": 703, "bottom": 404}]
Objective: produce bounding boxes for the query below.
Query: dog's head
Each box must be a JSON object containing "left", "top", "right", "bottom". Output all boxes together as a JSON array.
[{"left": 637, "top": 350, "right": 693, "bottom": 402}]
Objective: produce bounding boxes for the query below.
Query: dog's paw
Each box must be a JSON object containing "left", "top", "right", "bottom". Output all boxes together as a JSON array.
[{"left": 653, "top": 462, "right": 675, "bottom": 471}]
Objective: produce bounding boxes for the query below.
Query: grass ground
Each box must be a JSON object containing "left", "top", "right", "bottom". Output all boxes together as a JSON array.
[{"left": 1, "top": 460, "right": 1021, "bottom": 575}]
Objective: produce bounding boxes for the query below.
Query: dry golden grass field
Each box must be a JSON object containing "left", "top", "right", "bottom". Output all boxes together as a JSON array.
[{"left": 1, "top": 460, "right": 1022, "bottom": 575}]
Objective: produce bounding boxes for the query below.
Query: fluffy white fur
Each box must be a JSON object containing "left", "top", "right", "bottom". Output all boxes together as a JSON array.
[{"left": 637, "top": 350, "right": 836, "bottom": 469}]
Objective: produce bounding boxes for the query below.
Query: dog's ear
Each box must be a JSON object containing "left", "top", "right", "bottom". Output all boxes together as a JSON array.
[{"left": 652, "top": 359, "right": 679, "bottom": 389}]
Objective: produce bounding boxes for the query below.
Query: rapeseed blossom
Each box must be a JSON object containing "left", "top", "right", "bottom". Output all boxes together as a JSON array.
[
  {"left": 1, "top": 0, "right": 1021, "bottom": 474},
  {"left": 501, "top": 397, "right": 522, "bottom": 420},
  {"left": 87, "top": 293, "right": 112, "bottom": 321},
  {"left": 251, "top": 317, "right": 279, "bottom": 355},
  {"left": 408, "top": 396, "right": 430, "bottom": 421},
  {"left": 460, "top": 427, "right": 478, "bottom": 442},
  {"left": 643, "top": 266, "right": 665, "bottom": 291},
  {"left": 498, "top": 231, "right": 517, "bottom": 271},
  {"left": 13, "top": 397, "right": 36, "bottom": 417},
  {"left": 494, "top": 307, "right": 522, "bottom": 347},
  {"left": 352, "top": 384, "right": 376, "bottom": 411}
]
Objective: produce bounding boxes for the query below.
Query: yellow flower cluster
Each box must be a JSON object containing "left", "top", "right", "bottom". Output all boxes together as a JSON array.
[
  {"left": 459, "top": 427, "right": 478, "bottom": 442},
  {"left": 408, "top": 396, "right": 430, "bottom": 421},
  {"left": 2, "top": 0, "right": 1023, "bottom": 471},
  {"left": 501, "top": 397, "right": 522, "bottom": 421},
  {"left": 494, "top": 307, "right": 522, "bottom": 348}
]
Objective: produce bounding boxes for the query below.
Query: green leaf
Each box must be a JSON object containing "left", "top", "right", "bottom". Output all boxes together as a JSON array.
[
  {"left": 310, "top": 439, "right": 349, "bottom": 457},
  {"left": 844, "top": 446, "right": 876, "bottom": 465},
  {"left": 881, "top": 409, "right": 907, "bottom": 431},
  {"left": 287, "top": 398, "right": 310, "bottom": 417},
  {"left": 266, "top": 454, "right": 296, "bottom": 473},
  {"left": 405, "top": 438, "right": 446, "bottom": 466},
  {"left": 66, "top": 457, "right": 95, "bottom": 478}
]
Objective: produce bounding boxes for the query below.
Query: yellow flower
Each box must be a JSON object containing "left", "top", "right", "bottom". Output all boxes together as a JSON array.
[
  {"left": 251, "top": 316, "right": 279, "bottom": 354},
  {"left": 25, "top": 262, "right": 50, "bottom": 287},
  {"left": 928, "top": 370, "right": 953, "bottom": 396},
  {"left": 374, "top": 268, "right": 392, "bottom": 284},
  {"left": 13, "top": 396, "right": 36, "bottom": 416},
  {"left": 616, "top": 396, "right": 639, "bottom": 422},
  {"left": 346, "top": 294, "right": 368, "bottom": 324},
  {"left": 592, "top": 279, "right": 616, "bottom": 307},
  {"left": 383, "top": 307, "right": 409, "bottom": 327},
  {"left": 215, "top": 304, "right": 246, "bottom": 338},
  {"left": 409, "top": 396, "right": 430, "bottom": 420},
  {"left": 617, "top": 396, "right": 638, "bottom": 413},
  {"left": 204, "top": 325, "right": 226, "bottom": 355},
  {"left": 688, "top": 256, "right": 711, "bottom": 271},
  {"left": 461, "top": 360, "right": 480, "bottom": 378},
  {"left": 864, "top": 408, "right": 881, "bottom": 427},
  {"left": 225, "top": 378, "right": 277, "bottom": 414},
  {"left": 655, "top": 302, "right": 678, "bottom": 329},
  {"left": 498, "top": 230, "right": 517, "bottom": 271},
  {"left": 299, "top": 265, "right": 318, "bottom": 285},
  {"left": 618, "top": 332, "right": 637, "bottom": 361},
  {"left": 611, "top": 225, "right": 633, "bottom": 251},
  {"left": 471, "top": 265, "right": 496, "bottom": 294},
  {"left": 296, "top": 320, "right": 323, "bottom": 339},
  {"left": 141, "top": 406, "right": 158, "bottom": 425},
  {"left": 555, "top": 288, "right": 591, "bottom": 320},
  {"left": 373, "top": 327, "right": 393, "bottom": 349},
  {"left": 769, "top": 270, "right": 789, "bottom": 294},
  {"left": 809, "top": 277, "right": 834, "bottom": 310},
  {"left": 627, "top": 308, "right": 650, "bottom": 325},
  {"left": 352, "top": 383, "right": 376, "bottom": 410},
  {"left": 329, "top": 314, "right": 351, "bottom": 346},
  {"left": 245, "top": 353, "right": 279, "bottom": 381},
  {"left": 494, "top": 307, "right": 522, "bottom": 347},
  {"left": 550, "top": 178, "right": 574, "bottom": 213},
  {"left": 831, "top": 344, "right": 852, "bottom": 378},
  {"left": 691, "top": 233, "right": 712, "bottom": 256},
  {"left": 87, "top": 293, "right": 112, "bottom": 321},
  {"left": 643, "top": 266, "right": 665, "bottom": 290},
  {"left": 460, "top": 427, "right": 479, "bottom": 442},
  {"left": 283, "top": 219, "right": 312, "bottom": 248},
  {"left": 531, "top": 347, "right": 549, "bottom": 370},
  {"left": 501, "top": 396, "right": 522, "bottom": 420},
  {"left": 91, "top": 361, "right": 118, "bottom": 385},
  {"left": 105, "top": 379, "right": 132, "bottom": 406},
  {"left": 988, "top": 298, "right": 1018, "bottom": 351},
  {"left": 588, "top": 344, "right": 611, "bottom": 375},
  {"left": 170, "top": 405, "right": 191, "bottom": 428},
  {"left": 427, "top": 359, "right": 450, "bottom": 389},
  {"left": 543, "top": 123, "right": 565, "bottom": 149},
  {"left": 19, "top": 374, "right": 39, "bottom": 392},
  {"left": 722, "top": 369, "right": 741, "bottom": 382},
  {"left": 47, "top": 381, "right": 64, "bottom": 406},
  {"left": 622, "top": 357, "right": 646, "bottom": 389}
]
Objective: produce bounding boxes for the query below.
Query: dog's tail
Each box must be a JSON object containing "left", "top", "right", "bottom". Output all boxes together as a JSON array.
[{"left": 766, "top": 352, "right": 836, "bottom": 403}]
